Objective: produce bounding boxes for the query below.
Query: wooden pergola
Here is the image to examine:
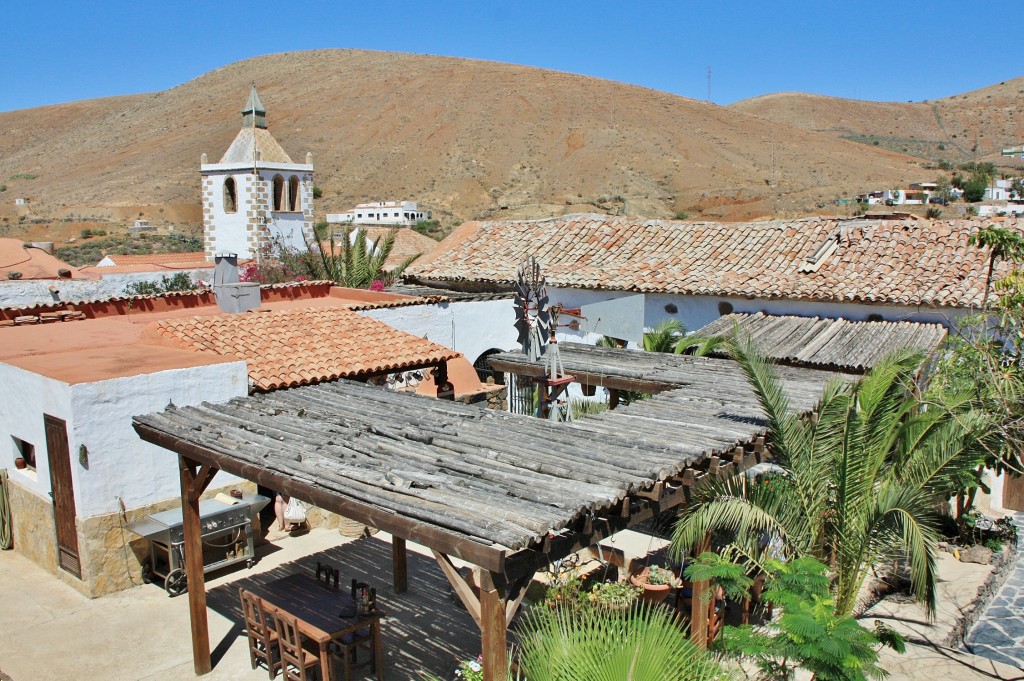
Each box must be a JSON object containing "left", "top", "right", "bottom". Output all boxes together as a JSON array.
[{"left": 133, "top": 353, "right": 836, "bottom": 680}]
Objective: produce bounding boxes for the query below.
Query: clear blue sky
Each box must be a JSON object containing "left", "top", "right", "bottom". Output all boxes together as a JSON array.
[{"left": 4, "top": 0, "right": 1021, "bottom": 113}]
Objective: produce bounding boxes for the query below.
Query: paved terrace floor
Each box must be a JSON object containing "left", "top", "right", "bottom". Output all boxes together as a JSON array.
[
  {"left": 4, "top": 526, "right": 1023, "bottom": 681},
  {"left": 0, "top": 529, "right": 479, "bottom": 681}
]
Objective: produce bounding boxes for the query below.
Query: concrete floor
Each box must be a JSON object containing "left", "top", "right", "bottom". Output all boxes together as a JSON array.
[{"left": 0, "top": 528, "right": 479, "bottom": 681}]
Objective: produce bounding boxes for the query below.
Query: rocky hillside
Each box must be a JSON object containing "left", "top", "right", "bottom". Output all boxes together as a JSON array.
[
  {"left": 730, "top": 77, "right": 1024, "bottom": 165},
  {"left": 0, "top": 50, "right": 940, "bottom": 239}
]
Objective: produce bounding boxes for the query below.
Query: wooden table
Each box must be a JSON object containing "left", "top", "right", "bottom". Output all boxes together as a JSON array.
[{"left": 252, "top": 573, "right": 384, "bottom": 681}]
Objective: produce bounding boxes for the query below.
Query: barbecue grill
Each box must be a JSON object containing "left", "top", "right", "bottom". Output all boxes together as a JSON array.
[{"left": 128, "top": 492, "right": 270, "bottom": 596}]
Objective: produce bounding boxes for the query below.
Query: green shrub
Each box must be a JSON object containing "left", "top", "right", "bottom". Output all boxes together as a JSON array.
[
  {"left": 312, "top": 186, "right": 323, "bottom": 199},
  {"left": 674, "top": 210, "right": 689, "bottom": 220},
  {"left": 9, "top": 173, "right": 37, "bottom": 180}
]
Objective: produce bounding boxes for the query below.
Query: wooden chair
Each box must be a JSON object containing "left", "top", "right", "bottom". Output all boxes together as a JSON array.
[
  {"left": 315, "top": 561, "right": 340, "bottom": 590},
  {"left": 675, "top": 581, "right": 726, "bottom": 644},
  {"left": 239, "top": 588, "right": 282, "bottom": 679},
  {"left": 330, "top": 627, "right": 376, "bottom": 681},
  {"left": 275, "top": 610, "right": 320, "bottom": 681}
]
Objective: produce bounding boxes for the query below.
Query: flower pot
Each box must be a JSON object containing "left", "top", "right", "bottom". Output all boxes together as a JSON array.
[
  {"left": 13, "top": 457, "right": 27, "bottom": 470},
  {"left": 630, "top": 568, "right": 673, "bottom": 605}
]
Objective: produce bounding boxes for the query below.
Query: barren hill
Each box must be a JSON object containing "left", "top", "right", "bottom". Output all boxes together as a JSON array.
[
  {"left": 730, "top": 77, "right": 1024, "bottom": 164},
  {"left": 1, "top": 49, "right": 929, "bottom": 239}
]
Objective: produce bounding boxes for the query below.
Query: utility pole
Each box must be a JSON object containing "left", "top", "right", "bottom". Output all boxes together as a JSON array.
[{"left": 706, "top": 67, "right": 712, "bottom": 103}]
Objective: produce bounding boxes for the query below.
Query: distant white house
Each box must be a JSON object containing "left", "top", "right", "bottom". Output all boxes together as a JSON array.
[
  {"left": 327, "top": 201, "right": 430, "bottom": 226},
  {"left": 984, "top": 179, "right": 1013, "bottom": 202}
]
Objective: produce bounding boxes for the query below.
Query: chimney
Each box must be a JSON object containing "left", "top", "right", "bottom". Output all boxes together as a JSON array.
[{"left": 212, "top": 253, "right": 260, "bottom": 313}]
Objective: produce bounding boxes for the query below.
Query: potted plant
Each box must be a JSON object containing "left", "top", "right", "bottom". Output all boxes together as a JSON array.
[
  {"left": 630, "top": 565, "right": 682, "bottom": 604},
  {"left": 14, "top": 457, "right": 27, "bottom": 470},
  {"left": 588, "top": 580, "right": 642, "bottom": 611}
]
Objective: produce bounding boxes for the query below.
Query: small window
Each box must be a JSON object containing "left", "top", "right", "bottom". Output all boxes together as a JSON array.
[
  {"left": 13, "top": 436, "right": 35, "bottom": 471},
  {"left": 867, "top": 313, "right": 884, "bottom": 322},
  {"left": 272, "top": 175, "right": 285, "bottom": 211},
  {"left": 223, "top": 177, "right": 237, "bottom": 213},
  {"left": 288, "top": 176, "right": 300, "bottom": 211},
  {"left": 718, "top": 301, "right": 734, "bottom": 316}
]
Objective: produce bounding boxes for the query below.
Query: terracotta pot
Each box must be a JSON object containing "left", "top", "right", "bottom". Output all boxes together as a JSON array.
[
  {"left": 630, "top": 568, "right": 673, "bottom": 605},
  {"left": 13, "top": 457, "right": 27, "bottom": 470}
]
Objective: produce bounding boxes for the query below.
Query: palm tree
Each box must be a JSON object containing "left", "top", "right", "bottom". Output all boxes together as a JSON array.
[
  {"left": 514, "top": 603, "right": 728, "bottom": 681},
  {"left": 643, "top": 319, "right": 687, "bottom": 352},
  {"left": 672, "top": 334, "right": 993, "bottom": 618},
  {"left": 309, "top": 226, "right": 420, "bottom": 289}
]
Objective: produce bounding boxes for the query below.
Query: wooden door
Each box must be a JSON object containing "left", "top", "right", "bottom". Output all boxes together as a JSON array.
[
  {"left": 44, "top": 415, "right": 81, "bottom": 578},
  {"left": 1004, "top": 473, "right": 1024, "bottom": 512}
]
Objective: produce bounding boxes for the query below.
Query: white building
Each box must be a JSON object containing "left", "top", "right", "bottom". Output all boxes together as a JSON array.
[
  {"left": 327, "top": 201, "right": 430, "bottom": 226},
  {"left": 200, "top": 87, "right": 314, "bottom": 261},
  {"left": 984, "top": 179, "right": 1013, "bottom": 202}
]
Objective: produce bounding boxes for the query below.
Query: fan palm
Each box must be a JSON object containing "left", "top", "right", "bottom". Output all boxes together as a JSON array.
[
  {"left": 672, "top": 333, "right": 993, "bottom": 618},
  {"left": 515, "top": 603, "right": 729, "bottom": 681}
]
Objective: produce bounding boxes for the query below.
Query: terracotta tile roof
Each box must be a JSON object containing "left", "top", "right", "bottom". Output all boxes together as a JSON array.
[
  {"left": 149, "top": 307, "right": 461, "bottom": 391},
  {"left": 406, "top": 214, "right": 1022, "bottom": 309},
  {"left": 96, "top": 252, "right": 209, "bottom": 267}
]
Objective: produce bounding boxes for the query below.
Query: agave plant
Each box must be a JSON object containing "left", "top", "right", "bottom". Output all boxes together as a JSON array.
[
  {"left": 309, "top": 226, "right": 420, "bottom": 289},
  {"left": 672, "top": 333, "right": 994, "bottom": 618}
]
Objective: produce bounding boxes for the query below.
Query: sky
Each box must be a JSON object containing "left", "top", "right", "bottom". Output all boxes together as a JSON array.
[{"left": 3, "top": 0, "right": 1022, "bottom": 113}]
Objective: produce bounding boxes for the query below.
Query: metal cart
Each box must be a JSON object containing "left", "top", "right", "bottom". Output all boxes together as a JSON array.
[{"left": 128, "top": 493, "right": 270, "bottom": 596}]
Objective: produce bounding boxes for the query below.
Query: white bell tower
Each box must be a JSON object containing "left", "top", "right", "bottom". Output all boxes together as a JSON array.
[{"left": 200, "top": 86, "right": 314, "bottom": 261}]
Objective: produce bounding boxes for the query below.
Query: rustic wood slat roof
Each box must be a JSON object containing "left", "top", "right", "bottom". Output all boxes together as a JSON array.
[
  {"left": 133, "top": 360, "right": 836, "bottom": 571},
  {"left": 488, "top": 342, "right": 842, "bottom": 400},
  {"left": 693, "top": 312, "right": 948, "bottom": 371}
]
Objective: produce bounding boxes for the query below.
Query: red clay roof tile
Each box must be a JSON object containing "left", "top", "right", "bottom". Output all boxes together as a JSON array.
[
  {"left": 150, "top": 307, "right": 460, "bottom": 391},
  {"left": 407, "top": 214, "right": 1022, "bottom": 309}
]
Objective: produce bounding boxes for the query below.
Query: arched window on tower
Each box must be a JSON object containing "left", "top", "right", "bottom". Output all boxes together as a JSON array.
[
  {"left": 289, "top": 176, "right": 300, "bottom": 211},
  {"left": 272, "top": 175, "right": 285, "bottom": 212},
  {"left": 223, "top": 177, "right": 237, "bottom": 213}
]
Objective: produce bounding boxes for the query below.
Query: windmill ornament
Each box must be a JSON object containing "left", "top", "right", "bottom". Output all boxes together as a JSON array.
[
  {"left": 513, "top": 256, "right": 551, "bottom": 362},
  {"left": 513, "top": 257, "right": 580, "bottom": 420}
]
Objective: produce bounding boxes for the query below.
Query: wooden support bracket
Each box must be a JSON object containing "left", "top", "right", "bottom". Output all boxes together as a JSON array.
[{"left": 432, "top": 550, "right": 482, "bottom": 628}]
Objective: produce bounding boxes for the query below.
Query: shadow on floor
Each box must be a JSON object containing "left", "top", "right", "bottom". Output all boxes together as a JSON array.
[{"left": 207, "top": 535, "right": 479, "bottom": 679}]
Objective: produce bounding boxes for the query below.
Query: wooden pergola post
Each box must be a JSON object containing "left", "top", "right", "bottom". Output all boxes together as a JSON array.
[
  {"left": 431, "top": 552, "right": 528, "bottom": 681},
  {"left": 392, "top": 536, "right": 408, "bottom": 593},
  {"left": 479, "top": 570, "right": 507, "bottom": 681},
  {"left": 690, "top": 533, "right": 712, "bottom": 649},
  {"left": 179, "top": 455, "right": 219, "bottom": 675}
]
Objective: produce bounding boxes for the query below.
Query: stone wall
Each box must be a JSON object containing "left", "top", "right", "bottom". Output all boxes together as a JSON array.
[
  {"left": 7, "top": 475, "right": 259, "bottom": 598},
  {"left": 7, "top": 479, "right": 59, "bottom": 576}
]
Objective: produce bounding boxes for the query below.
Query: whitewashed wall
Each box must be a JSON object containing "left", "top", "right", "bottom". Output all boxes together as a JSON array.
[
  {"left": 362, "top": 299, "right": 519, "bottom": 365},
  {"left": 0, "top": 270, "right": 208, "bottom": 308},
  {"left": 0, "top": 364, "right": 74, "bottom": 503},
  {"left": 68, "top": 361, "right": 249, "bottom": 518},
  {"left": 546, "top": 287, "right": 967, "bottom": 344}
]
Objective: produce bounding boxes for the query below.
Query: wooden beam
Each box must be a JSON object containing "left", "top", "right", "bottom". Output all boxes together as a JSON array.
[
  {"left": 502, "top": 481, "right": 690, "bottom": 581},
  {"left": 479, "top": 570, "right": 508, "bottom": 681},
  {"left": 488, "top": 357, "right": 676, "bottom": 395},
  {"left": 179, "top": 455, "right": 217, "bottom": 675},
  {"left": 505, "top": 574, "right": 531, "bottom": 627},
  {"left": 392, "top": 536, "right": 408, "bottom": 594},
  {"left": 432, "top": 550, "right": 481, "bottom": 628},
  {"left": 134, "top": 422, "right": 510, "bottom": 574}
]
